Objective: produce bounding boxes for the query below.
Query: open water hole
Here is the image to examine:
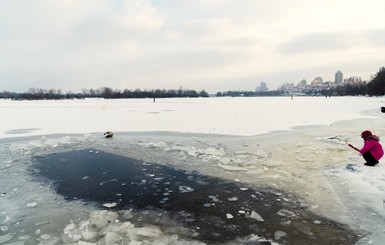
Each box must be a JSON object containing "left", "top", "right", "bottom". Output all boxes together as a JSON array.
[{"left": 30, "top": 149, "right": 359, "bottom": 244}]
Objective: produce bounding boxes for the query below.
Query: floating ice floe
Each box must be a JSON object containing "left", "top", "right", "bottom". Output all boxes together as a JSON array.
[
  {"left": 277, "top": 209, "right": 297, "bottom": 218},
  {"left": 26, "top": 202, "right": 37, "bottom": 208},
  {"left": 227, "top": 197, "right": 238, "bottom": 202},
  {"left": 208, "top": 195, "right": 220, "bottom": 202},
  {"left": 178, "top": 185, "right": 194, "bottom": 193},
  {"left": 226, "top": 213, "right": 234, "bottom": 219},
  {"left": 249, "top": 211, "right": 264, "bottom": 222},
  {"left": 103, "top": 202, "right": 118, "bottom": 208},
  {"left": 99, "top": 179, "right": 118, "bottom": 186},
  {"left": 274, "top": 230, "right": 286, "bottom": 240}
]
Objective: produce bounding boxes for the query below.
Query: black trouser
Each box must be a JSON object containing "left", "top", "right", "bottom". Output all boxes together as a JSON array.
[{"left": 363, "top": 152, "right": 379, "bottom": 166}]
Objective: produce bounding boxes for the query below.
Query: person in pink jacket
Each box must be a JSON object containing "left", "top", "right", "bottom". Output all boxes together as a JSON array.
[{"left": 348, "top": 130, "right": 384, "bottom": 166}]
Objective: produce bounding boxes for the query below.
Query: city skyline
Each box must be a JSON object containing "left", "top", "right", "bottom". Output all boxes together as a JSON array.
[{"left": 1, "top": 1, "right": 385, "bottom": 93}]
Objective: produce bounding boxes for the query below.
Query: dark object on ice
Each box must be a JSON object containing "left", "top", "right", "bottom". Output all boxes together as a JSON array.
[
  {"left": 381, "top": 107, "right": 385, "bottom": 113},
  {"left": 104, "top": 131, "right": 113, "bottom": 138},
  {"left": 31, "top": 149, "right": 361, "bottom": 245},
  {"left": 345, "top": 163, "right": 356, "bottom": 172},
  {"left": 364, "top": 159, "right": 379, "bottom": 166}
]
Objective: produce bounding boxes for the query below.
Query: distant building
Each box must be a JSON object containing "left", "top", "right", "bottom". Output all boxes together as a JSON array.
[
  {"left": 344, "top": 76, "right": 362, "bottom": 84},
  {"left": 256, "top": 82, "right": 268, "bottom": 92},
  {"left": 335, "top": 71, "right": 343, "bottom": 84}
]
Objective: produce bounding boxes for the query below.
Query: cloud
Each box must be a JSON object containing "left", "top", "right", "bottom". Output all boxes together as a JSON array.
[
  {"left": 278, "top": 31, "right": 363, "bottom": 54},
  {"left": 0, "top": 0, "right": 385, "bottom": 92}
]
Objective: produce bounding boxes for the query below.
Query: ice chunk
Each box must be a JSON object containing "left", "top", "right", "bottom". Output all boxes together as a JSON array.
[
  {"left": 103, "top": 202, "right": 118, "bottom": 208},
  {"left": 127, "top": 226, "right": 162, "bottom": 240},
  {"left": 89, "top": 211, "right": 118, "bottom": 229},
  {"left": 208, "top": 195, "right": 220, "bottom": 202},
  {"left": 345, "top": 163, "right": 357, "bottom": 172},
  {"left": 249, "top": 211, "right": 264, "bottom": 222},
  {"left": 178, "top": 186, "right": 194, "bottom": 193},
  {"left": 99, "top": 179, "right": 117, "bottom": 186},
  {"left": 27, "top": 202, "right": 37, "bottom": 208},
  {"left": 294, "top": 222, "right": 313, "bottom": 235},
  {"left": 111, "top": 222, "right": 135, "bottom": 234},
  {"left": 81, "top": 231, "right": 98, "bottom": 241},
  {"left": 98, "top": 232, "right": 121, "bottom": 245},
  {"left": 274, "top": 230, "right": 286, "bottom": 240},
  {"left": 255, "top": 149, "right": 267, "bottom": 159},
  {"left": 226, "top": 213, "right": 234, "bottom": 219},
  {"left": 227, "top": 197, "right": 238, "bottom": 202},
  {"left": 277, "top": 209, "right": 296, "bottom": 218},
  {"left": 137, "top": 226, "right": 162, "bottom": 237}
]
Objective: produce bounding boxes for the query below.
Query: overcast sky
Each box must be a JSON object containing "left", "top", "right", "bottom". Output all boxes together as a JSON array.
[{"left": 1, "top": 0, "right": 385, "bottom": 93}]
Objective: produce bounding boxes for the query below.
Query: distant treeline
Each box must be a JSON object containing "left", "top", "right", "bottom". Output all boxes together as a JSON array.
[
  {"left": 1, "top": 67, "right": 384, "bottom": 99},
  {"left": 216, "top": 90, "right": 284, "bottom": 97},
  {"left": 0, "top": 87, "right": 210, "bottom": 100}
]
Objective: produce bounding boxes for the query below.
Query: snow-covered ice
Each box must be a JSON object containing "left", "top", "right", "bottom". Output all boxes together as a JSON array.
[{"left": 1, "top": 96, "right": 385, "bottom": 244}]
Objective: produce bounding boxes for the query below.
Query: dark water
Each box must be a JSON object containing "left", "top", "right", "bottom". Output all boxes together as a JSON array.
[{"left": 31, "top": 149, "right": 359, "bottom": 244}]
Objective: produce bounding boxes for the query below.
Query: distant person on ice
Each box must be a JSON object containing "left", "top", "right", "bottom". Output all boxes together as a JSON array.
[{"left": 347, "top": 130, "right": 384, "bottom": 166}]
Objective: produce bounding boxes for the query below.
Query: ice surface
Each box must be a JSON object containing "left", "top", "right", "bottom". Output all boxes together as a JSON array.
[
  {"left": 1, "top": 96, "right": 385, "bottom": 244},
  {"left": 0, "top": 97, "right": 382, "bottom": 139}
]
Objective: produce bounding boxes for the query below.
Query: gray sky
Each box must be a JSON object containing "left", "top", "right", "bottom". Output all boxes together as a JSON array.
[{"left": 1, "top": 0, "right": 385, "bottom": 93}]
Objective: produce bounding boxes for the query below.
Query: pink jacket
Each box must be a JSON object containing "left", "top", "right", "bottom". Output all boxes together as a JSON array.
[{"left": 360, "top": 138, "right": 384, "bottom": 160}]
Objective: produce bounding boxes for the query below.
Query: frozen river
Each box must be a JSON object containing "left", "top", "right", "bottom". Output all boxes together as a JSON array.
[{"left": 1, "top": 96, "right": 385, "bottom": 244}]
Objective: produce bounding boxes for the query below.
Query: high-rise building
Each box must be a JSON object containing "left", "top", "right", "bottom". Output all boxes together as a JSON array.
[
  {"left": 335, "top": 71, "right": 343, "bottom": 84},
  {"left": 256, "top": 82, "right": 268, "bottom": 92}
]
